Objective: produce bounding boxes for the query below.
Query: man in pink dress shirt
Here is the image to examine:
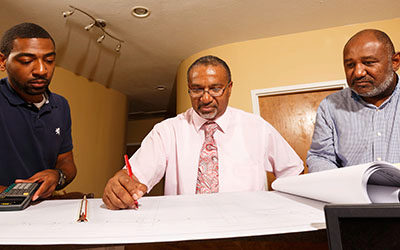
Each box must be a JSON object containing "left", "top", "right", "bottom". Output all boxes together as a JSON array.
[{"left": 103, "top": 55, "right": 303, "bottom": 210}]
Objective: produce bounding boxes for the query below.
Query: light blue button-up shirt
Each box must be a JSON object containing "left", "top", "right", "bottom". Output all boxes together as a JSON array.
[{"left": 307, "top": 74, "right": 400, "bottom": 172}]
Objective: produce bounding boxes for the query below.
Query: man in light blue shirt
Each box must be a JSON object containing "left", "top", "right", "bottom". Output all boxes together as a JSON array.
[{"left": 307, "top": 29, "right": 400, "bottom": 172}]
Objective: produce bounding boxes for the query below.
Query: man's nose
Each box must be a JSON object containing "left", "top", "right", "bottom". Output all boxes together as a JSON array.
[
  {"left": 32, "top": 60, "right": 48, "bottom": 76},
  {"left": 354, "top": 63, "right": 367, "bottom": 78},
  {"left": 200, "top": 90, "right": 213, "bottom": 103}
]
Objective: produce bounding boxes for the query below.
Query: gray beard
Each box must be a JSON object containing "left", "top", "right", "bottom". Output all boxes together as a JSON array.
[
  {"left": 199, "top": 109, "right": 218, "bottom": 120},
  {"left": 356, "top": 72, "right": 394, "bottom": 98}
]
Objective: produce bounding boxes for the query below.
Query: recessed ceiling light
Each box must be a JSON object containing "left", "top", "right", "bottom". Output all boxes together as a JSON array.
[
  {"left": 131, "top": 6, "right": 150, "bottom": 18},
  {"left": 156, "top": 85, "right": 166, "bottom": 91}
]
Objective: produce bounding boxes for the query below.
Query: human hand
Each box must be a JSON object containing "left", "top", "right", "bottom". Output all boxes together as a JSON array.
[
  {"left": 15, "top": 169, "right": 59, "bottom": 201},
  {"left": 102, "top": 169, "right": 148, "bottom": 210}
]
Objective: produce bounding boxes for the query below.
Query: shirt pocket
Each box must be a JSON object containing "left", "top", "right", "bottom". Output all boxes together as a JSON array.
[
  {"left": 336, "top": 128, "right": 369, "bottom": 165},
  {"left": 220, "top": 149, "right": 265, "bottom": 192}
]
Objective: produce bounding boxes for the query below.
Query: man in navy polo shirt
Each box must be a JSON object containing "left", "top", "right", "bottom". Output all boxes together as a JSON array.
[{"left": 0, "top": 23, "right": 77, "bottom": 200}]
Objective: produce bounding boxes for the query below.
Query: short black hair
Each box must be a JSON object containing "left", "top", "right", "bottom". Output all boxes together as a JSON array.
[
  {"left": 0, "top": 23, "right": 55, "bottom": 58},
  {"left": 187, "top": 55, "right": 231, "bottom": 83},
  {"left": 345, "top": 29, "right": 395, "bottom": 57}
]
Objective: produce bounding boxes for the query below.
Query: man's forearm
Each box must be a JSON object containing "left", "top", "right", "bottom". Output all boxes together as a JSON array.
[
  {"left": 55, "top": 151, "right": 77, "bottom": 189},
  {"left": 306, "top": 155, "right": 339, "bottom": 172}
]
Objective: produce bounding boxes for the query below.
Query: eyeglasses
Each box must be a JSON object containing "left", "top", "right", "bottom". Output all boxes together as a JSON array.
[{"left": 188, "top": 82, "right": 231, "bottom": 98}]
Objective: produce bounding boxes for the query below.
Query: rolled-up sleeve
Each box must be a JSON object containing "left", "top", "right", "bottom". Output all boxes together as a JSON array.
[
  {"left": 265, "top": 122, "right": 304, "bottom": 178},
  {"left": 307, "top": 99, "right": 340, "bottom": 172}
]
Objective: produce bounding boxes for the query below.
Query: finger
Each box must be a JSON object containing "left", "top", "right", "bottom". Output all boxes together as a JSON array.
[
  {"left": 103, "top": 194, "right": 120, "bottom": 210},
  {"left": 103, "top": 175, "right": 134, "bottom": 209},
  {"left": 32, "top": 181, "right": 55, "bottom": 201},
  {"left": 32, "top": 188, "right": 42, "bottom": 201},
  {"left": 39, "top": 186, "right": 55, "bottom": 199},
  {"left": 107, "top": 188, "right": 130, "bottom": 209},
  {"left": 15, "top": 174, "right": 44, "bottom": 183},
  {"left": 15, "top": 178, "right": 35, "bottom": 183},
  {"left": 132, "top": 184, "right": 148, "bottom": 200},
  {"left": 119, "top": 172, "right": 147, "bottom": 198},
  {"left": 111, "top": 180, "right": 137, "bottom": 209}
]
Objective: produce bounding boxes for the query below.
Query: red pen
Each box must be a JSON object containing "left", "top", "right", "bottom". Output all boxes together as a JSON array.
[{"left": 124, "top": 154, "right": 139, "bottom": 209}]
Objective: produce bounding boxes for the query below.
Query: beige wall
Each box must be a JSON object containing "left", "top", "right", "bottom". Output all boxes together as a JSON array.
[
  {"left": 0, "top": 67, "right": 128, "bottom": 197},
  {"left": 126, "top": 117, "right": 165, "bottom": 144},
  {"left": 176, "top": 18, "right": 400, "bottom": 113}
]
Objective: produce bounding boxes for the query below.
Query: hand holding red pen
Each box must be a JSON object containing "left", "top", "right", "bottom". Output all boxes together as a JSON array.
[
  {"left": 102, "top": 155, "right": 148, "bottom": 210},
  {"left": 124, "top": 154, "right": 139, "bottom": 209}
]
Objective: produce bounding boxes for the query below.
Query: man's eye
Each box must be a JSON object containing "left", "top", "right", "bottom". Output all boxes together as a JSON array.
[
  {"left": 210, "top": 88, "right": 222, "bottom": 93},
  {"left": 191, "top": 88, "right": 203, "bottom": 93},
  {"left": 364, "top": 61, "right": 375, "bottom": 65},
  {"left": 19, "top": 60, "right": 32, "bottom": 65},
  {"left": 345, "top": 63, "right": 354, "bottom": 68},
  {"left": 45, "top": 57, "right": 55, "bottom": 64}
]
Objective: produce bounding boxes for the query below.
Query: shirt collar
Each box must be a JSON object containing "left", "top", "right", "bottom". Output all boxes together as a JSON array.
[
  {"left": 351, "top": 73, "right": 400, "bottom": 108},
  {"left": 0, "top": 77, "right": 53, "bottom": 107},
  {"left": 192, "top": 106, "right": 231, "bottom": 133},
  {"left": 1, "top": 78, "right": 25, "bottom": 106}
]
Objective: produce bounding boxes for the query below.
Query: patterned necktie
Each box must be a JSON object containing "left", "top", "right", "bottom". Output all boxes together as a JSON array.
[{"left": 196, "top": 121, "right": 219, "bottom": 194}]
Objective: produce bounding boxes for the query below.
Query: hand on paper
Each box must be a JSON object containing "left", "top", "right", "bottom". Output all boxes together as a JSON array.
[
  {"left": 103, "top": 169, "right": 148, "bottom": 210},
  {"left": 15, "top": 169, "right": 59, "bottom": 201}
]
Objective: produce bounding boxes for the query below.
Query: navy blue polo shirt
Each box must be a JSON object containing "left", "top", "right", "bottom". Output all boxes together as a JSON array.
[{"left": 0, "top": 78, "right": 73, "bottom": 186}]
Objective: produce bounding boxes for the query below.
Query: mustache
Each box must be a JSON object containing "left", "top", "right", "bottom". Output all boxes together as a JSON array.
[
  {"left": 28, "top": 77, "right": 49, "bottom": 84},
  {"left": 352, "top": 76, "right": 373, "bottom": 85},
  {"left": 198, "top": 103, "right": 217, "bottom": 109}
]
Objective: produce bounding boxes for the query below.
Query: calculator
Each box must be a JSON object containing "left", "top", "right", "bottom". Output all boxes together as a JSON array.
[{"left": 0, "top": 183, "right": 39, "bottom": 211}]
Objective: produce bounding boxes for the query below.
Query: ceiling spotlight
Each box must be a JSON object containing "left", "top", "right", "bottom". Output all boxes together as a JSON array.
[
  {"left": 156, "top": 85, "right": 166, "bottom": 91},
  {"left": 131, "top": 6, "right": 150, "bottom": 18},
  {"left": 97, "top": 35, "right": 105, "bottom": 43},
  {"left": 84, "top": 23, "right": 95, "bottom": 31},
  {"left": 115, "top": 43, "right": 121, "bottom": 52},
  {"left": 62, "top": 9, "right": 75, "bottom": 18}
]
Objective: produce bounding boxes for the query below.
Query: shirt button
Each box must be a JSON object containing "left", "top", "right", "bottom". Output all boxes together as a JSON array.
[
  {"left": 377, "top": 132, "right": 381, "bottom": 136},
  {"left": 377, "top": 157, "right": 382, "bottom": 161}
]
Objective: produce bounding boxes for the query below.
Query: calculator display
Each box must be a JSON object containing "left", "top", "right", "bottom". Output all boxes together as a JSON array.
[{"left": 0, "top": 197, "right": 25, "bottom": 205}]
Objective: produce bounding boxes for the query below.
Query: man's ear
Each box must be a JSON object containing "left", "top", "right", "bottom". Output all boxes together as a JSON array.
[
  {"left": 0, "top": 53, "right": 6, "bottom": 71},
  {"left": 392, "top": 51, "right": 400, "bottom": 72},
  {"left": 226, "top": 81, "right": 233, "bottom": 97}
]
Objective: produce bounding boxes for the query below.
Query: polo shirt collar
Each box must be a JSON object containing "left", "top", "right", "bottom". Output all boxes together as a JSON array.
[
  {"left": 192, "top": 106, "right": 230, "bottom": 133},
  {"left": 1, "top": 77, "right": 54, "bottom": 107},
  {"left": 1, "top": 78, "right": 25, "bottom": 106}
]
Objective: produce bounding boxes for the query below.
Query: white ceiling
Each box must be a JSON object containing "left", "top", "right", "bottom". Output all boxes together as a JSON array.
[{"left": 1, "top": 0, "right": 399, "bottom": 116}]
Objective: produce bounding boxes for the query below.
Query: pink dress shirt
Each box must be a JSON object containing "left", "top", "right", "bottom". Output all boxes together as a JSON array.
[{"left": 130, "top": 107, "right": 303, "bottom": 195}]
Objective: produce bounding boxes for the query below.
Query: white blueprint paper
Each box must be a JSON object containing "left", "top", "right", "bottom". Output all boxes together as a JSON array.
[
  {"left": 272, "top": 161, "right": 400, "bottom": 204},
  {"left": 0, "top": 191, "right": 325, "bottom": 245}
]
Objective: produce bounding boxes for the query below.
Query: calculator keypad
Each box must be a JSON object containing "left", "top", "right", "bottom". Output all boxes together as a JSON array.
[{"left": 3, "top": 183, "right": 38, "bottom": 197}]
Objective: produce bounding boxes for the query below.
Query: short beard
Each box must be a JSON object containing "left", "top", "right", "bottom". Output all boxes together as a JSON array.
[
  {"left": 355, "top": 72, "right": 394, "bottom": 98},
  {"left": 198, "top": 109, "right": 217, "bottom": 120},
  {"left": 9, "top": 76, "right": 49, "bottom": 96}
]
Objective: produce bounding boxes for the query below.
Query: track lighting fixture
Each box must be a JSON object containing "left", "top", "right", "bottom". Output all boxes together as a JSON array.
[
  {"left": 97, "top": 35, "right": 105, "bottom": 43},
  {"left": 115, "top": 43, "right": 121, "bottom": 52},
  {"left": 62, "top": 10, "right": 74, "bottom": 18},
  {"left": 62, "top": 5, "right": 124, "bottom": 52},
  {"left": 84, "top": 23, "right": 95, "bottom": 31}
]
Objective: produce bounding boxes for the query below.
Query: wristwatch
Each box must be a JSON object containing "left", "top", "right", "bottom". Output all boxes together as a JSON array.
[{"left": 55, "top": 169, "right": 66, "bottom": 190}]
